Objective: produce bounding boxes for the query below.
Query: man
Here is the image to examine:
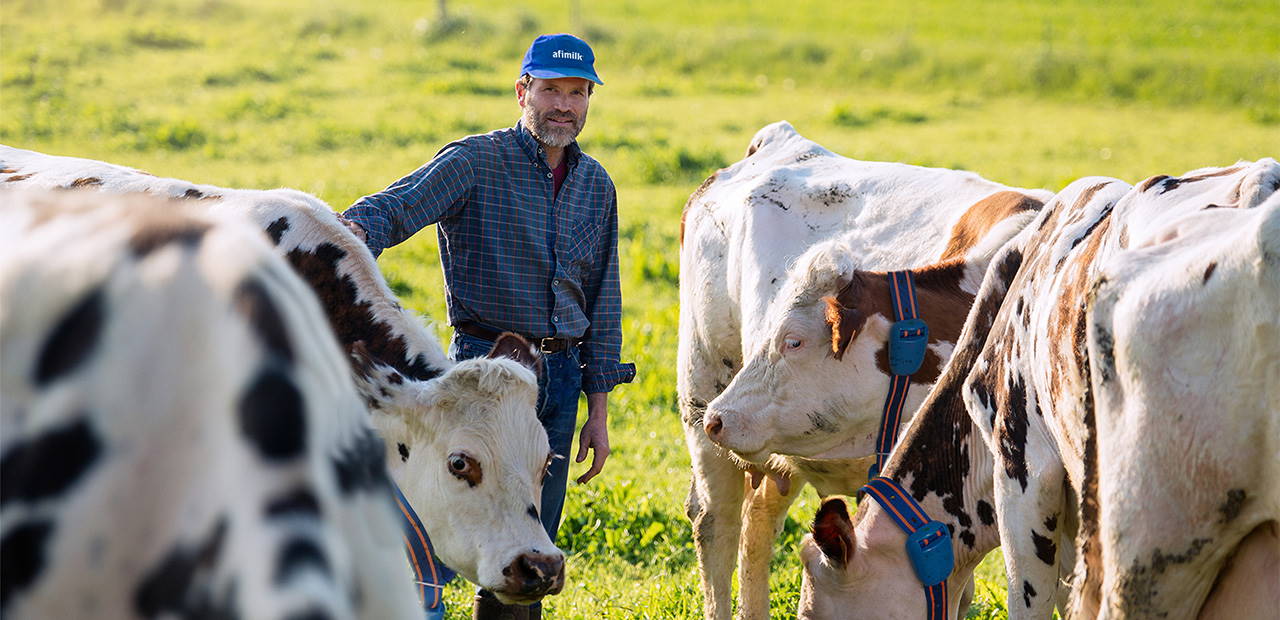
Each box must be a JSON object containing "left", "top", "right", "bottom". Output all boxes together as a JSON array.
[{"left": 339, "top": 33, "right": 634, "bottom": 620}]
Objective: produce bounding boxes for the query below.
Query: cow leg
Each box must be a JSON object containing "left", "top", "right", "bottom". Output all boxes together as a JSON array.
[
  {"left": 992, "top": 450, "right": 1068, "bottom": 620},
  {"left": 1053, "top": 499, "right": 1079, "bottom": 618},
  {"left": 685, "top": 424, "right": 746, "bottom": 620},
  {"left": 736, "top": 475, "right": 802, "bottom": 620},
  {"left": 956, "top": 576, "right": 975, "bottom": 616},
  {"left": 964, "top": 333, "right": 1068, "bottom": 620},
  {"left": 679, "top": 306, "right": 744, "bottom": 620}
]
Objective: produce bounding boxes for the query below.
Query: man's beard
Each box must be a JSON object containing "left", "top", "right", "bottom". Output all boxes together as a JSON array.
[{"left": 523, "top": 106, "right": 585, "bottom": 148}]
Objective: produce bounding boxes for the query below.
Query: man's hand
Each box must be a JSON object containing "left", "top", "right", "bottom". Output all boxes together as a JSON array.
[
  {"left": 336, "top": 213, "right": 367, "bottom": 243},
  {"left": 575, "top": 392, "right": 610, "bottom": 484}
]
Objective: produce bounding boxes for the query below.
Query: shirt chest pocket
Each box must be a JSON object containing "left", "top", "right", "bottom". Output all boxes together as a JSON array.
[{"left": 561, "top": 219, "right": 602, "bottom": 275}]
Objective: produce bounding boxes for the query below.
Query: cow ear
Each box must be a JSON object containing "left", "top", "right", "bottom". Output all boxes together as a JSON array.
[
  {"left": 812, "top": 498, "right": 855, "bottom": 566},
  {"left": 347, "top": 340, "right": 404, "bottom": 410},
  {"left": 823, "top": 296, "right": 863, "bottom": 361},
  {"left": 348, "top": 340, "right": 377, "bottom": 380},
  {"left": 487, "top": 332, "right": 544, "bottom": 379}
]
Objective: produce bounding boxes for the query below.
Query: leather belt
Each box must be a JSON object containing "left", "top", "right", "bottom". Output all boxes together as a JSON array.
[{"left": 455, "top": 322, "right": 579, "bottom": 354}]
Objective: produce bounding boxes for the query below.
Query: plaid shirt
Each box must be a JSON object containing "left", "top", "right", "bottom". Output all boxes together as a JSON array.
[{"left": 343, "top": 121, "right": 635, "bottom": 393}]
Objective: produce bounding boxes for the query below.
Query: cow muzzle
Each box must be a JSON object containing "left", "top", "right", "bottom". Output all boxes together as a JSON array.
[
  {"left": 704, "top": 409, "right": 769, "bottom": 461},
  {"left": 704, "top": 411, "right": 725, "bottom": 443},
  {"left": 493, "top": 550, "right": 566, "bottom": 604}
]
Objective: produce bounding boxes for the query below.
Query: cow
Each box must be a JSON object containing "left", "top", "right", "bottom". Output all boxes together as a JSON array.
[
  {"left": 702, "top": 198, "right": 1036, "bottom": 460},
  {"left": 797, "top": 158, "right": 1280, "bottom": 619},
  {"left": 0, "top": 146, "right": 567, "bottom": 606},
  {"left": 677, "top": 121, "right": 1050, "bottom": 619},
  {"left": 1, "top": 190, "right": 424, "bottom": 618}
]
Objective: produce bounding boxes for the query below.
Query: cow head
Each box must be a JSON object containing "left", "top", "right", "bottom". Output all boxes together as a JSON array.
[
  {"left": 796, "top": 403, "right": 1000, "bottom": 619},
  {"left": 797, "top": 498, "right": 935, "bottom": 619},
  {"left": 796, "top": 396, "right": 996, "bottom": 620},
  {"left": 701, "top": 254, "right": 897, "bottom": 463},
  {"left": 351, "top": 335, "right": 564, "bottom": 604},
  {"left": 702, "top": 240, "right": 977, "bottom": 463}
]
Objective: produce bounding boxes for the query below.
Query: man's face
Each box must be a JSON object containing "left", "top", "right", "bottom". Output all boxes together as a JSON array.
[{"left": 517, "top": 76, "right": 591, "bottom": 149}]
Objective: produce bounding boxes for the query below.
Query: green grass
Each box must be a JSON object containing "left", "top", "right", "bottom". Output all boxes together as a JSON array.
[{"left": 3, "top": 1, "right": 1276, "bottom": 617}]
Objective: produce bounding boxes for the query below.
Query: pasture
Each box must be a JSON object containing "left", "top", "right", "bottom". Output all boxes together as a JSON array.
[{"left": 3, "top": 0, "right": 1277, "bottom": 617}]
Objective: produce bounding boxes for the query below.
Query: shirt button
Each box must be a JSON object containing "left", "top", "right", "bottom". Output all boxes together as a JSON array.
[
  {"left": 553, "top": 279, "right": 560, "bottom": 285},
  {"left": 553, "top": 316, "right": 559, "bottom": 322},
  {"left": 546, "top": 172, "right": 553, "bottom": 179}
]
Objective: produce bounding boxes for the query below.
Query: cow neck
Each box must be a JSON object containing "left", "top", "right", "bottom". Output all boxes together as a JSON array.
[
  {"left": 867, "top": 293, "right": 1006, "bottom": 614},
  {"left": 880, "top": 405, "right": 1001, "bottom": 592},
  {"left": 852, "top": 260, "right": 972, "bottom": 385},
  {"left": 855, "top": 269, "right": 956, "bottom": 620},
  {"left": 859, "top": 476, "right": 953, "bottom": 619},
  {"left": 868, "top": 269, "right": 929, "bottom": 479}
]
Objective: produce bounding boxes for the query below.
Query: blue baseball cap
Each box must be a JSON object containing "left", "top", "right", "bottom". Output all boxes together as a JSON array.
[{"left": 519, "top": 33, "right": 603, "bottom": 85}]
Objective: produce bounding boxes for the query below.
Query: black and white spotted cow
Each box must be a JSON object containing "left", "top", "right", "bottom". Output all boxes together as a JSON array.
[
  {"left": 0, "top": 190, "right": 423, "bottom": 618},
  {"left": 0, "top": 145, "right": 567, "bottom": 605},
  {"left": 798, "top": 158, "right": 1280, "bottom": 619}
]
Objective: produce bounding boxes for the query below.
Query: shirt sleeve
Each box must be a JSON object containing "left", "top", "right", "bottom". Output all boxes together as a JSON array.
[
  {"left": 579, "top": 181, "right": 636, "bottom": 393},
  {"left": 341, "top": 143, "right": 475, "bottom": 257}
]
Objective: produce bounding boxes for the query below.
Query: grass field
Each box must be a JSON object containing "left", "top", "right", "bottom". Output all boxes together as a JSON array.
[{"left": 3, "top": 1, "right": 1277, "bottom": 617}]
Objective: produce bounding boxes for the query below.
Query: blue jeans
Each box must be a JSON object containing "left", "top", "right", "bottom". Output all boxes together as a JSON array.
[{"left": 420, "top": 331, "right": 583, "bottom": 616}]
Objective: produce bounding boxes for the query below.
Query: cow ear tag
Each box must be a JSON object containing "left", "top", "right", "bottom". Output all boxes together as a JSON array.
[
  {"left": 905, "top": 520, "right": 953, "bottom": 587},
  {"left": 888, "top": 318, "right": 929, "bottom": 375}
]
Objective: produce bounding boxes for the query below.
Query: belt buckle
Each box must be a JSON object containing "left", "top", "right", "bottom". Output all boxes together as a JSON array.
[{"left": 538, "top": 337, "right": 559, "bottom": 354}]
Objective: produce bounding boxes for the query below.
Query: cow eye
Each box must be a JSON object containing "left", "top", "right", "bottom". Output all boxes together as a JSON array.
[
  {"left": 783, "top": 336, "right": 803, "bottom": 351},
  {"left": 447, "top": 452, "right": 483, "bottom": 487}
]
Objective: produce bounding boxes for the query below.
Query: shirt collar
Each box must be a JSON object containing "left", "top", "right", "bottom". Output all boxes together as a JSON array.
[{"left": 514, "top": 119, "right": 581, "bottom": 168}]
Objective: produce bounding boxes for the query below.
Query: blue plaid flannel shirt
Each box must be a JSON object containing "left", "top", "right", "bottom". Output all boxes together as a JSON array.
[{"left": 343, "top": 121, "right": 635, "bottom": 393}]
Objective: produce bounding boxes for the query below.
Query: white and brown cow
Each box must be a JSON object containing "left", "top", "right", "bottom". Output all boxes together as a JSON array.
[
  {"left": 798, "top": 158, "right": 1280, "bottom": 619},
  {"left": 0, "top": 146, "right": 566, "bottom": 604},
  {"left": 702, "top": 199, "right": 1037, "bottom": 460},
  {"left": 1, "top": 190, "right": 423, "bottom": 618},
  {"left": 678, "top": 121, "right": 1049, "bottom": 619}
]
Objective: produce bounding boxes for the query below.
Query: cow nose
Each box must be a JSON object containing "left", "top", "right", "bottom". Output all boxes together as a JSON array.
[
  {"left": 506, "top": 551, "right": 565, "bottom": 596},
  {"left": 705, "top": 413, "right": 724, "bottom": 442}
]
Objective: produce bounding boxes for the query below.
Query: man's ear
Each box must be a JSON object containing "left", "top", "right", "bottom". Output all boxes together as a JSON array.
[{"left": 515, "top": 78, "right": 528, "bottom": 105}]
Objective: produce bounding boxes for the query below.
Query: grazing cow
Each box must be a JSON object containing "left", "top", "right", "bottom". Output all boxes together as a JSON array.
[
  {"left": 0, "top": 191, "right": 422, "bottom": 618},
  {"left": 678, "top": 121, "right": 1050, "bottom": 619},
  {"left": 798, "top": 158, "right": 1280, "bottom": 619},
  {"left": 0, "top": 146, "right": 566, "bottom": 605}
]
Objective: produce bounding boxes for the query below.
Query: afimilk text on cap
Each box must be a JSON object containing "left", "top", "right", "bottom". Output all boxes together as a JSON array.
[{"left": 519, "top": 33, "right": 603, "bottom": 85}]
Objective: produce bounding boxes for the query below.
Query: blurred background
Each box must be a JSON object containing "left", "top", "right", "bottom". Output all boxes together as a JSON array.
[{"left": 3, "top": 1, "right": 1276, "bottom": 617}]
